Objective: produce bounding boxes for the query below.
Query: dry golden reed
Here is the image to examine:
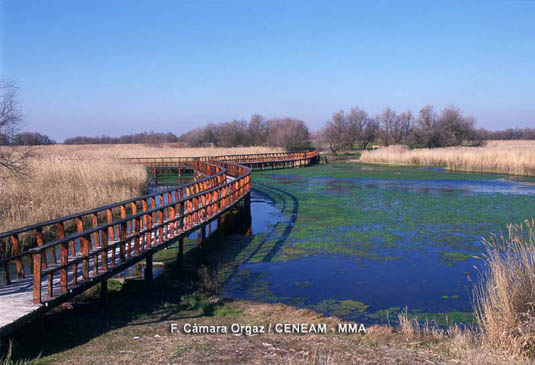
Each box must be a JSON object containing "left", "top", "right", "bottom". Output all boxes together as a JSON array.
[
  {"left": 36, "top": 144, "right": 284, "bottom": 160},
  {"left": 360, "top": 140, "right": 535, "bottom": 176},
  {"left": 474, "top": 219, "right": 535, "bottom": 358},
  {"left": 0, "top": 144, "right": 283, "bottom": 233},
  {"left": 0, "top": 156, "right": 147, "bottom": 232}
]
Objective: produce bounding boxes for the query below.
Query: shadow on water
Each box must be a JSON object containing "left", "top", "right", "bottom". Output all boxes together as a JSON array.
[
  {"left": 190, "top": 185, "right": 299, "bottom": 288},
  {"left": 256, "top": 186, "right": 299, "bottom": 263},
  {"left": 3, "top": 187, "right": 298, "bottom": 360}
]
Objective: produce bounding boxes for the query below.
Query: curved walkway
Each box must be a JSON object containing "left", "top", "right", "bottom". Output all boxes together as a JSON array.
[{"left": 0, "top": 151, "right": 319, "bottom": 337}]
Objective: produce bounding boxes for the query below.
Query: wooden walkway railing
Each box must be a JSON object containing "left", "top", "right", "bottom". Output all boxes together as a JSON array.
[
  {"left": 0, "top": 150, "right": 318, "bottom": 337},
  {"left": 123, "top": 150, "right": 319, "bottom": 168}
]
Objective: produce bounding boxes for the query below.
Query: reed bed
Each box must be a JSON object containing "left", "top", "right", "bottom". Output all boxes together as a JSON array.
[
  {"left": 394, "top": 309, "right": 516, "bottom": 363},
  {"left": 360, "top": 140, "right": 535, "bottom": 176},
  {"left": 474, "top": 219, "right": 535, "bottom": 358},
  {"left": 36, "top": 144, "right": 284, "bottom": 160},
  {"left": 0, "top": 155, "right": 147, "bottom": 233},
  {"left": 0, "top": 144, "right": 283, "bottom": 233}
]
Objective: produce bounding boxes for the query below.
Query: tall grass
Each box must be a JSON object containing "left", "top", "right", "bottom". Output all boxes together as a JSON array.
[
  {"left": 36, "top": 144, "right": 284, "bottom": 159},
  {"left": 0, "top": 145, "right": 283, "bottom": 233},
  {"left": 0, "top": 155, "right": 147, "bottom": 233},
  {"left": 394, "top": 219, "right": 535, "bottom": 361},
  {"left": 360, "top": 140, "right": 535, "bottom": 176},
  {"left": 474, "top": 219, "right": 535, "bottom": 357}
]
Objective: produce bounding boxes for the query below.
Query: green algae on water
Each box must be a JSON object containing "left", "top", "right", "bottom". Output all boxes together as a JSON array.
[{"left": 314, "top": 299, "right": 369, "bottom": 317}]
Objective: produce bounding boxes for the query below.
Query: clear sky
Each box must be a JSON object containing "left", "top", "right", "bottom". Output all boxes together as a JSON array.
[{"left": 1, "top": 0, "right": 534, "bottom": 141}]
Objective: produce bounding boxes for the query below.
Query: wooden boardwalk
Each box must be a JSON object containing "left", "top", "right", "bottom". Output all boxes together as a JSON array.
[{"left": 0, "top": 151, "right": 319, "bottom": 337}]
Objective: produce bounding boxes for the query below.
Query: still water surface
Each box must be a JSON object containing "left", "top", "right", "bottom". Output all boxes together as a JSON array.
[{"left": 219, "top": 163, "right": 535, "bottom": 324}]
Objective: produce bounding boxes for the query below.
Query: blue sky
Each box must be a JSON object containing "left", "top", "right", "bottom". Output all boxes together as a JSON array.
[{"left": 1, "top": 0, "right": 534, "bottom": 141}]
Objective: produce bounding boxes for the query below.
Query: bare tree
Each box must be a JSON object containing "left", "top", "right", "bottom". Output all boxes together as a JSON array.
[
  {"left": 408, "top": 105, "right": 442, "bottom": 147},
  {"left": 377, "top": 107, "right": 397, "bottom": 146},
  {"left": 391, "top": 110, "right": 413, "bottom": 144},
  {"left": 346, "top": 107, "right": 368, "bottom": 147},
  {"left": 321, "top": 111, "right": 348, "bottom": 152},
  {"left": 320, "top": 122, "right": 343, "bottom": 153},
  {"left": 266, "top": 117, "right": 310, "bottom": 151},
  {"left": 0, "top": 82, "right": 21, "bottom": 141},
  {"left": 438, "top": 105, "right": 476, "bottom": 145},
  {"left": 0, "top": 81, "right": 32, "bottom": 177},
  {"left": 247, "top": 114, "right": 268, "bottom": 146},
  {"left": 361, "top": 118, "right": 379, "bottom": 149},
  {"left": 408, "top": 105, "right": 476, "bottom": 147},
  {"left": 320, "top": 107, "right": 377, "bottom": 151}
]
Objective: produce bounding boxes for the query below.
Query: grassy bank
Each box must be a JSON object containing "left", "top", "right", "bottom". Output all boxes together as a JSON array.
[
  {"left": 359, "top": 140, "right": 535, "bottom": 176},
  {"left": 0, "top": 251, "right": 514, "bottom": 365},
  {"left": 0, "top": 145, "right": 283, "bottom": 233},
  {"left": 1, "top": 298, "right": 506, "bottom": 364}
]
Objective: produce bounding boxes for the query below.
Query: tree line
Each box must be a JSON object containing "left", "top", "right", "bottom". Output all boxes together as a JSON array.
[
  {"left": 62, "top": 116, "right": 312, "bottom": 151},
  {"left": 318, "top": 105, "right": 483, "bottom": 152},
  {"left": 475, "top": 128, "right": 535, "bottom": 140},
  {"left": 0, "top": 131, "right": 56, "bottom": 146},
  {"left": 63, "top": 131, "right": 178, "bottom": 145},
  {"left": 1, "top": 78, "right": 533, "bottom": 152},
  {"left": 177, "top": 115, "right": 311, "bottom": 151}
]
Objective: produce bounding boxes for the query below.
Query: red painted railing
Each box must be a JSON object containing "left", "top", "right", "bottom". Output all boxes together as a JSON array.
[{"left": 0, "top": 151, "right": 318, "bottom": 305}]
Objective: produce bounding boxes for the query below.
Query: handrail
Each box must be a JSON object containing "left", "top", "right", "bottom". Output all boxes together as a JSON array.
[
  {"left": 0, "top": 150, "right": 318, "bottom": 305},
  {"left": 122, "top": 150, "right": 317, "bottom": 165},
  {"left": 26, "top": 161, "right": 249, "bottom": 254},
  {"left": 0, "top": 166, "right": 226, "bottom": 240}
]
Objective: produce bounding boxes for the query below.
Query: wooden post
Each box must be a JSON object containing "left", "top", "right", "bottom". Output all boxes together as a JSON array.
[
  {"left": 101, "top": 229, "right": 108, "bottom": 272},
  {"left": 100, "top": 280, "right": 107, "bottom": 302},
  {"left": 33, "top": 252, "right": 41, "bottom": 304},
  {"left": 106, "top": 208, "right": 116, "bottom": 267},
  {"left": 92, "top": 214, "right": 99, "bottom": 276},
  {"left": 218, "top": 214, "right": 226, "bottom": 234},
  {"left": 132, "top": 203, "right": 139, "bottom": 255},
  {"left": 120, "top": 222, "right": 127, "bottom": 262},
  {"left": 59, "top": 223, "right": 68, "bottom": 293},
  {"left": 36, "top": 228, "right": 46, "bottom": 270},
  {"left": 169, "top": 192, "right": 175, "bottom": 237},
  {"left": 81, "top": 234, "right": 90, "bottom": 280},
  {"left": 244, "top": 191, "right": 251, "bottom": 209},
  {"left": 145, "top": 255, "right": 153, "bottom": 282},
  {"left": 158, "top": 195, "right": 164, "bottom": 243},
  {"left": 11, "top": 234, "right": 23, "bottom": 279},
  {"left": 142, "top": 199, "right": 149, "bottom": 250},
  {"left": 177, "top": 237, "right": 184, "bottom": 267},
  {"left": 3, "top": 261, "right": 9, "bottom": 285},
  {"left": 200, "top": 225, "right": 206, "bottom": 248}
]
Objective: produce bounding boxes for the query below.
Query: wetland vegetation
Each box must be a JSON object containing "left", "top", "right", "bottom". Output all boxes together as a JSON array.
[
  {"left": 2, "top": 152, "right": 535, "bottom": 363},
  {"left": 360, "top": 140, "right": 535, "bottom": 177},
  {"left": 218, "top": 162, "right": 535, "bottom": 328}
]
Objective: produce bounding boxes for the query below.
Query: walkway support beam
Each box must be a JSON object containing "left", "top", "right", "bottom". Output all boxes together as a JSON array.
[{"left": 145, "top": 255, "right": 153, "bottom": 282}]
